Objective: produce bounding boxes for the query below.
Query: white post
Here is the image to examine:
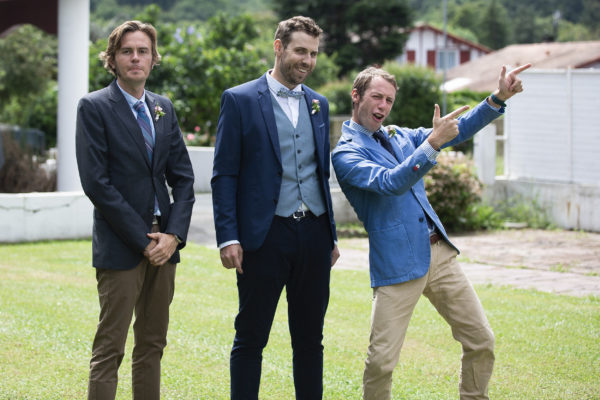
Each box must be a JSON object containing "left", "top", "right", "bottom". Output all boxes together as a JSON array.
[
  {"left": 473, "top": 124, "right": 497, "bottom": 185},
  {"left": 57, "top": 0, "right": 89, "bottom": 191}
]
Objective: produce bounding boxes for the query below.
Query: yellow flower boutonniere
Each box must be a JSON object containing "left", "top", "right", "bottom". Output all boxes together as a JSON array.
[
  {"left": 311, "top": 99, "right": 320, "bottom": 115},
  {"left": 154, "top": 105, "right": 165, "bottom": 121}
]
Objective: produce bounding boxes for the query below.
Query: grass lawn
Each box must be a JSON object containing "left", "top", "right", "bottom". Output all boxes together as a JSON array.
[{"left": 0, "top": 240, "right": 599, "bottom": 399}]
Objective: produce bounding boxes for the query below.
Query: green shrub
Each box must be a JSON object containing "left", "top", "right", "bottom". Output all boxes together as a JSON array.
[
  {"left": 381, "top": 61, "right": 442, "bottom": 128},
  {"left": 493, "top": 194, "right": 555, "bottom": 229},
  {"left": 317, "top": 79, "right": 353, "bottom": 116},
  {"left": 425, "top": 151, "right": 502, "bottom": 232}
]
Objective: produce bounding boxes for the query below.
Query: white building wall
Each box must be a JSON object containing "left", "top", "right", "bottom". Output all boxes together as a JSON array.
[
  {"left": 504, "top": 69, "right": 600, "bottom": 184},
  {"left": 571, "top": 72, "right": 600, "bottom": 184},
  {"left": 484, "top": 69, "right": 600, "bottom": 231}
]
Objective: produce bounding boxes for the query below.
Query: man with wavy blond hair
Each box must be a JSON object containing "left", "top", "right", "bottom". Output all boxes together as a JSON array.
[{"left": 76, "top": 20, "right": 194, "bottom": 399}]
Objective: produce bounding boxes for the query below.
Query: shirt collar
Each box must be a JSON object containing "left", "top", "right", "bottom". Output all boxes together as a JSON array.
[
  {"left": 266, "top": 70, "right": 302, "bottom": 97},
  {"left": 349, "top": 119, "right": 378, "bottom": 138},
  {"left": 116, "top": 81, "right": 146, "bottom": 109}
]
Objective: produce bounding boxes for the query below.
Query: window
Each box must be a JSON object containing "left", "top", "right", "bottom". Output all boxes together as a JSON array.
[{"left": 437, "top": 49, "right": 458, "bottom": 70}]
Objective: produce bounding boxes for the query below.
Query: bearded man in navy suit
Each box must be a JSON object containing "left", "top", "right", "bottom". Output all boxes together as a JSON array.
[
  {"left": 211, "top": 16, "right": 340, "bottom": 400},
  {"left": 76, "top": 20, "right": 194, "bottom": 400}
]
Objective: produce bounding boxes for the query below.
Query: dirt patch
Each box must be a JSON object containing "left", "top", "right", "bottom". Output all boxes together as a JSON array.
[
  {"left": 449, "top": 229, "right": 600, "bottom": 276},
  {"left": 338, "top": 229, "right": 600, "bottom": 277}
]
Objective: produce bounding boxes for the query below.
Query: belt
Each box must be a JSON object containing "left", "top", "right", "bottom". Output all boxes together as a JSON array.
[
  {"left": 429, "top": 232, "right": 442, "bottom": 245},
  {"left": 152, "top": 215, "right": 160, "bottom": 225},
  {"left": 290, "top": 210, "right": 314, "bottom": 221}
]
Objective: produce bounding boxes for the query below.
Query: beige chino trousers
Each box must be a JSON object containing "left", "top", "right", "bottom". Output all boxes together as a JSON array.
[{"left": 363, "top": 240, "right": 495, "bottom": 400}]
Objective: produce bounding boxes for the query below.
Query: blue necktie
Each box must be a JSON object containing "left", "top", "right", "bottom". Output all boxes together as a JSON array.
[
  {"left": 134, "top": 101, "right": 160, "bottom": 215},
  {"left": 277, "top": 88, "right": 305, "bottom": 99},
  {"left": 373, "top": 129, "right": 396, "bottom": 159},
  {"left": 134, "top": 101, "right": 154, "bottom": 161}
]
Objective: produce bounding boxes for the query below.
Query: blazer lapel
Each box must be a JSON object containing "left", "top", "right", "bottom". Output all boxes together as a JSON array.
[
  {"left": 304, "top": 89, "right": 326, "bottom": 166},
  {"left": 146, "top": 92, "right": 163, "bottom": 167},
  {"left": 257, "top": 75, "right": 282, "bottom": 166},
  {"left": 108, "top": 82, "right": 151, "bottom": 169},
  {"left": 343, "top": 123, "right": 398, "bottom": 166}
]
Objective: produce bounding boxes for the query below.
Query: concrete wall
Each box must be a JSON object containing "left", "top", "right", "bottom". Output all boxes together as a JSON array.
[
  {"left": 188, "top": 146, "right": 213, "bottom": 193},
  {"left": 1, "top": 147, "right": 358, "bottom": 242},
  {"left": 485, "top": 179, "right": 600, "bottom": 232},
  {"left": 0, "top": 191, "right": 92, "bottom": 242}
]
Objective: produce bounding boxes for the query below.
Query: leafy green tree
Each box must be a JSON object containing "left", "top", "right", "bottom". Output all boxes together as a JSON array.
[
  {"left": 478, "top": 0, "right": 509, "bottom": 49},
  {"left": 511, "top": 5, "right": 540, "bottom": 44},
  {"left": 450, "top": 2, "right": 482, "bottom": 41},
  {"left": 274, "top": 0, "right": 413, "bottom": 76},
  {"left": 0, "top": 25, "right": 57, "bottom": 99},
  {"left": 0, "top": 25, "right": 58, "bottom": 145}
]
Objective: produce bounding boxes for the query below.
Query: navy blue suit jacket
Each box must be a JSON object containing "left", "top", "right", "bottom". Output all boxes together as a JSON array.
[
  {"left": 211, "top": 73, "right": 337, "bottom": 251},
  {"left": 76, "top": 80, "right": 195, "bottom": 270}
]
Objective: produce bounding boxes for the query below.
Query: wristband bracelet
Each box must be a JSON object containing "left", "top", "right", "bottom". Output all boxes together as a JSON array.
[{"left": 490, "top": 93, "right": 507, "bottom": 108}]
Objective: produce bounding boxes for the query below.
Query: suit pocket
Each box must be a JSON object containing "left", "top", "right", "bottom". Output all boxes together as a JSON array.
[{"left": 369, "top": 223, "right": 416, "bottom": 270}]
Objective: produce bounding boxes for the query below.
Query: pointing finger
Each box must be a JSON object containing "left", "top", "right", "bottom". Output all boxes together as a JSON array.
[
  {"left": 445, "top": 105, "right": 470, "bottom": 120},
  {"left": 433, "top": 104, "right": 440, "bottom": 120},
  {"left": 510, "top": 63, "right": 532, "bottom": 76},
  {"left": 499, "top": 65, "right": 507, "bottom": 81}
]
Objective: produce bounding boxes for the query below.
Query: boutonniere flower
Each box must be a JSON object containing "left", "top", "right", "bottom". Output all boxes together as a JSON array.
[
  {"left": 311, "top": 99, "right": 320, "bottom": 115},
  {"left": 154, "top": 105, "right": 165, "bottom": 121},
  {"left": 386, "top": 126, "right": 397, "bottom": 138}
]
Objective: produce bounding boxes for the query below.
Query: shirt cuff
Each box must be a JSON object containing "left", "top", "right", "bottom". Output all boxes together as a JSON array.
[
  {"left": 421, "top": 140, "right": 440, "bottom": 162},
  {"left": 218, "top": 240, "right": 240, "bottom": 249},
  {"left": 484, "top": 98, "right": 504, "bottom": 113}
]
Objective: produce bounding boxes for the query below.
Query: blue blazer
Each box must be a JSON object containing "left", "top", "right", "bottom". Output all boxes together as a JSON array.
[
  {"left": 332, "top": 100, "right": 501, "bottom": 287},
  {"left": 76, "top": 80, "right": 195, "bottom": 270},
  {"left": 211, "top": 73, "right": 337, "bottom": 251}
]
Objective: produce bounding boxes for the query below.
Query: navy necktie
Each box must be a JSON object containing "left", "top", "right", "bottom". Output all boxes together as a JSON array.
[
  {"left": 373, "top": 129, "right": 396, "bottom": 159},
  {"left": 276, "top": 88, "right": 305, "bottom": 99},
  {"left": 134, "top": 101, "right": 154, "bottom": 161}
]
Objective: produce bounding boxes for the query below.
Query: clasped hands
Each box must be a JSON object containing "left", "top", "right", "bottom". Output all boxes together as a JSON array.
[
  {"left": 427, "top": 63, "right": 532, "bottom": 150},
  {"left": 143, "top": 232, "right": 179, "bottom": 266}
]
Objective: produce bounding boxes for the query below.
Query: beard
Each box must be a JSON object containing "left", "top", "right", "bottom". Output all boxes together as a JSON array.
[{"left": 277, "top": 57, "right": 312, "bottom": 86}]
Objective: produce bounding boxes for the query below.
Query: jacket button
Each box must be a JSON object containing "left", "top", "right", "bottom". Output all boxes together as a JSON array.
[{"left": 419, "top": 217, "right": 424, "bottom": 222}]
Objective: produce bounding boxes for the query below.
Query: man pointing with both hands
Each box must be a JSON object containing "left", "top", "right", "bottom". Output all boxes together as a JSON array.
[{"left": 332, "top": 63, "right": 531, "bottom": 400}]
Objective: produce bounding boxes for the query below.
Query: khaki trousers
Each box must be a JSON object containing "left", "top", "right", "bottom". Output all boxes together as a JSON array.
[
  {"left": 363, "top": 240, "right": 495, "bottom": 400},
  {"left": 87, "top": 230, "right": 176, "bottom": 400}
]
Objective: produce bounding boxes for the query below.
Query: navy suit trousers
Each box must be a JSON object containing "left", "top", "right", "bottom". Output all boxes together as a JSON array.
[{"left": 230, "top": 213, "right": 332, "bottom": 400}]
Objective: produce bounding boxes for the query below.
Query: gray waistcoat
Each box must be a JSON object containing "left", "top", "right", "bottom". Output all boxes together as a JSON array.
[{"left": 272, "top": 95, "right": 326, "bottom": 217}]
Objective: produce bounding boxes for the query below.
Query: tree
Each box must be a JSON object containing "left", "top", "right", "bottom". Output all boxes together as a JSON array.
[
  {"left": 0, "top": 25, "right": 56, "bottom": 100},
  {"left": 478, "top": 0, "right": 509, "bottom": 49},
  {"left": 0, "top": 25, "right": 58, "bottom": 146},
  {"left": 511, "top": 4, "right": 540, "bottom": 44},
  {"left": 274, "top": 0, "right": 413, "bottom": 76}
]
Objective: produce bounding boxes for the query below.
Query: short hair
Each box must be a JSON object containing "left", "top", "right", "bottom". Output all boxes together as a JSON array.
[
  {"left": 99, "top": 20, "right": 161, "bottom": 76},
  {"left": 352, "top": 67, "right": 398, "bottom": 100},
  {"left": 274, "top": 16, "right": 323, "bottom": 48}
]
